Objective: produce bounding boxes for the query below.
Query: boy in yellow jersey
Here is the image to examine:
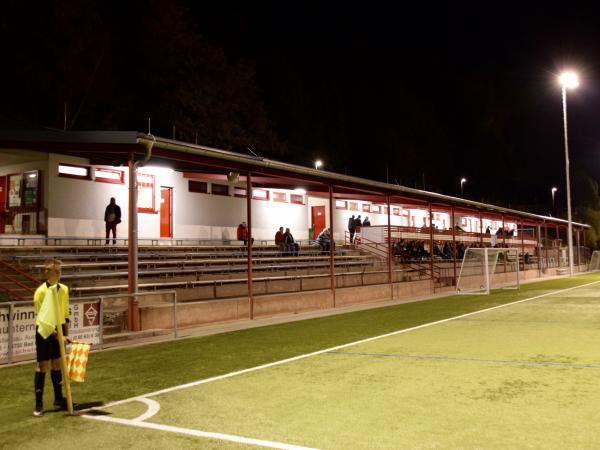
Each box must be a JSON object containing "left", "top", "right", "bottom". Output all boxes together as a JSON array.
[{"left": 33, "top": 259, "right": 70, "bottom": 417}]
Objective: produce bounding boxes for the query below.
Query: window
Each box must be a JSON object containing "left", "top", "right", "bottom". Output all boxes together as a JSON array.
[
  {"left": 273, "top": 192, "right": 287, "bottom": 202},
  {"left": 335, "top": 200, "right": 347, "bottom": 210},
  {"left": 23, "top": 171, "right": 39, "bottom": 207},
  {"left": 349, "top": 202, "right": 359, "bottom": 211},
  {"left": 94, "top": 168, "right": 124, "bottom": 184},
  {"left": 7, "top": 173, "right": 22, "bottom": 208},
  {"left": 383, "top": 206, "right": 389, "bottom": 215},
  {"left": 137, "top": 173, "right": 155, "bottom": 213},
  {"left": 372, "top": 205, "right": 382, "bottom": 214},
  {"left": 211, "top": 184, "right": 229, "bottom": 196},
  {"left": 234, "top": 187, "right": 247, "bottom": 198},
  {"left": 252, "top": 189, "right": 270, "bottom": 201},
  {"left": 393, "top": 207, "right": 400, "bottom": 216},
  {"left": 189, "top": 180, "right": 208, "bottom": 193},
  {"left": 290, "top": 194, "right": 304, "bottom": 205},
  {"left": 362, "top": 204, "right": 370, "bottom": 212},
  {"left": 58, "top": 163, "right": 90, "bottom": 180}
]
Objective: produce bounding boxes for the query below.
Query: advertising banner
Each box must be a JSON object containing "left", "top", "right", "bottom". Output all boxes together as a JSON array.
[{"left": 1, "top": 301, "right": 101, "bottom": 362}]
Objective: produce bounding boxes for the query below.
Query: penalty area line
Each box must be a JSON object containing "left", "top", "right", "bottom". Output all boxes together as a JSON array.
[
  {"left": 83, "top": 279, "right": 600, "bottom": 414},
  {"left": 84, "top": 414, "right": 318, "bottom": 450}
]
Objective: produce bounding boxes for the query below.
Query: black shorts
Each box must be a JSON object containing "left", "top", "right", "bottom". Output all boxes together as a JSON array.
[{"left": 35, "top": 329, "right": 61, "bottom": 362}]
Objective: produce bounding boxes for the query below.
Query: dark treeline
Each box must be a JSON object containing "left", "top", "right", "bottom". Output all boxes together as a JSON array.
[{"left": 2, "top": 1, "right": 600, "bottom": 237}]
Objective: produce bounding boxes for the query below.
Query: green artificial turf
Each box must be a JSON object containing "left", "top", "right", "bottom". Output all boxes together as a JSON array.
[{"left": 2, "top": 274, "right": 600, "bottom": 449}]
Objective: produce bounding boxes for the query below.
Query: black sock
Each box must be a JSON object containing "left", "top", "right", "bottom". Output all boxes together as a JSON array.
[
  {"left": 34, "top": 372, "right": 45, "bottom": 408},
  {"left": 50, "top": 369, "right": 63, "bottom": 402}
]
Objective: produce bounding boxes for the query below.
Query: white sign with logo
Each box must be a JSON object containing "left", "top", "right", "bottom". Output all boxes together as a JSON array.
[{"left": 0, "top": 301, "right": 101, "bottom": 361}]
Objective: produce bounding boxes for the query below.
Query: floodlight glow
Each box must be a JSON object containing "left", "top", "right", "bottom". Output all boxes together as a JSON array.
[
  {"left": 460, "top": 178, "right": 467, "bottom": 183},
  {"left": 551, "top": 187, "right": 557, "bottom": 193},
  {"left": 559, "top": 72, "right": 579, "bottom": 89},
  {"left": 140, "top": 166, "right": 174, "bottom": 175},
  {"left": 315, "top": 160, "right": 323, "bottom": 170}
]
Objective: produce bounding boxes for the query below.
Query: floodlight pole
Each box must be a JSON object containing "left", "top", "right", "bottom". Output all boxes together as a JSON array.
[{"left": 561, "top": 85, "right": 575, "bottom": 276}]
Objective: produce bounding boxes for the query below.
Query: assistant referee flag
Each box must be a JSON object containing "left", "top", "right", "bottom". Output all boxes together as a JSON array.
[{"left": 36, "top": 285, "right": 63, "bottom": 339}]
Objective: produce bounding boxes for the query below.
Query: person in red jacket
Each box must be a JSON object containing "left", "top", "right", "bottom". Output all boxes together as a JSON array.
[
  {"left": 275, "top": 226, "right": 285, "bottom": 254},
  {"left": 237, "top": 221, "right": 249, "bottom": 245}
]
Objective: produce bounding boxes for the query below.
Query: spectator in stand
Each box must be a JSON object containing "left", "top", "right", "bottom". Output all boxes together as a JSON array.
[
  {"left": 104, "top": 197, "right": 122, "bottom": 245},
  {"left": 495, "top": 227, "right": 503, "bottom": 236},
  {"left": 237, "top": 221, "right": 249, "bottom": 245},
  {"left": 318, "top": 228, "right": 331, "bottom": 253},
  {"left": 283, "top": 228, "right": 299, "bottom": 256},
  {"left": 485, "top": 226, "right": 491, "bottom": 234},
  {"left": 275, "top": 227, "right": 285, "bottom": 254},
  {"left": 362, "top": 216, "right": 371, "bottom": 226},
  {"left": 354, "top": 215, "right": 362, "bottom": 242},
  {"left": 348, "top": 215, "right": 356, "bottom": 244}
]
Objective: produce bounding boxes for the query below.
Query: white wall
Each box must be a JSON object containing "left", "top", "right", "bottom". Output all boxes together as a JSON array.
[{"left": 1, "top": 152, "right": 521, "bottom": 241}]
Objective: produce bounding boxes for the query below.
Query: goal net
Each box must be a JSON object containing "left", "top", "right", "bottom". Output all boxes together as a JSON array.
[
  {"left": 589, "top": 250, "right": 600, "bottom": 271},
  {"left": 456, "top": 247, "right": 520, "bottom": 295}
]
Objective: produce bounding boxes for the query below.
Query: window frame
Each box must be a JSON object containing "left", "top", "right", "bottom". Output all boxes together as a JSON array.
[
  {"left": 189, "top": 180, "right": 208, "bottom": 194},
  {"left": 94, "top": 167, "right": 125, "bottom": 185},
  {"left": 211, "top": 184, "right": 229, "bottom": 196},
  {"left": 58, "top": 163, "right": 91, "bottom": 180}
]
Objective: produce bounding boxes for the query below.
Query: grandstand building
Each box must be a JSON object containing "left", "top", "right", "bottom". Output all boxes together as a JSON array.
[{"left": 0, "top": 130, "right": 590, "bottom": 336}]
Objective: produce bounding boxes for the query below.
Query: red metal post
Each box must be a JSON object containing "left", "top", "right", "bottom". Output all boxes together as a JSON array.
[
  {"left": 479, "top": 211, "right": 483, "bottom": 246},
  {"left": 386, "top": 194, "right": 392, "bottom": 285},
  {"left": 544, "top": 222, "right": 548, "bottom": 269},
  {"left": 576, "top": 228, "right": 580, "bottom": 267},
  {"left": 451, "top": 207, "right": 457, "bottom": 286},
  {"left": 556, "top": 225, "right": 560, "bottom": 268},
  {"left": 127, "top": 152, "right": 139, "bottom": 331},
  {"left": 428, "top": 203, "right": 434, "bottom": 282},
  {"left": 520, "top": 219, "right": 525, "bottom": 272},
  {"left": 247, "top": 172, "right": 253, "bottom": 319},
  {"left": 329, "top": 184, "right": 335, "bottom": 307},
  {"left": 501, "top": 215, "right": 506, "bottom": 247}
]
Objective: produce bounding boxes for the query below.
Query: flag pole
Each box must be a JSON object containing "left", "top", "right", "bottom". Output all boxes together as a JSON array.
[{"left": 52, "top": 290, "right": 74, "bottom": 415}]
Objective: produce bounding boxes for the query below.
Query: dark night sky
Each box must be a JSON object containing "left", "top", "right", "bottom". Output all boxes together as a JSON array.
[
  {"left": 190, "top": 3, "right": 600, "bottom": 209},
  {"left": 4, "top": 2, "right": 600, "bottom": 214}
]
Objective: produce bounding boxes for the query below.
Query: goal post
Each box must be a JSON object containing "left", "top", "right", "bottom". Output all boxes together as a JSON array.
[
  {"left": 589, "top": 250, "right": 600, "bottom": 271},
  {"left": 456, "top": 247, "right": 520, "bottom": 295}
]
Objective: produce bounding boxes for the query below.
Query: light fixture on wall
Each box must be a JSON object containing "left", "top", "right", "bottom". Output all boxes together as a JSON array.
[
  {"left": 227, "top": 172, "right": 240, "bottom": 184},
  {"left": 140, "top": 166, "right": 174, "bottom": 175}
]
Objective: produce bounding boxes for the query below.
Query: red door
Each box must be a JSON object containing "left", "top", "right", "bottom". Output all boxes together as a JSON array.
[
  {"left": 160, "top": 187, "right": 172, "bottom": 238},
  {"left": 0, "top": 176, "right": 5, "bottom": 233},
  {"left": 311, "top": 205, "right": 326, "bottom": 238}
]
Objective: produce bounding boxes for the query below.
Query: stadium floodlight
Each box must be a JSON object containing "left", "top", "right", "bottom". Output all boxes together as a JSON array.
[
  {"left": 551, "top": 187, "right": 557, "bottom": 208},
  {"left": 460, "top": 178, "right": 467, "bottom": 197},
  {"left": 559, "top": 71, "right": 578, "bottom": 276},
  {"left": 456, "top": 247, "right": 520, "bottom": 295},
  {"left": 315, "top": 160, "right": 323, "bottom": 170}
]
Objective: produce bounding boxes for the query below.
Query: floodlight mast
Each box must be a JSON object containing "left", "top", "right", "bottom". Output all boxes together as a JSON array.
[{"left": 559, "top": 71, "right": 578, "bottom": 276}]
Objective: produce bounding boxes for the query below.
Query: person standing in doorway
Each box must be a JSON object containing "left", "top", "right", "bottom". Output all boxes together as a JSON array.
[{"left": 104, "top": 197, "right": 122, "bottom": 245}]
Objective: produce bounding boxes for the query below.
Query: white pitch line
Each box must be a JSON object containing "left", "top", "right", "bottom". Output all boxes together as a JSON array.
[
  {"left": 131, "top": 398, "right": 160, "bottom": 422},
  {"left": 85, "top": 415, "right": 318, "bottom": 450},
  {"left": 83, "top": 279, "right": 600, "bottom": 415}
]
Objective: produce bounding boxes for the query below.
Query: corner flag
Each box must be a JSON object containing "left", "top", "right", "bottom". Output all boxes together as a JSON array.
[{"left": 67, "top": 342, "right": 91, "bottom": 382}]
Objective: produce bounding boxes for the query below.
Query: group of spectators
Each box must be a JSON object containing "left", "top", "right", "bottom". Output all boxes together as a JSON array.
[
  {"left": 275, "top": 226, "right": 299, "bottom": 256},
  {"left": 393, "top": 240, "right": 475, "bottom": 262},
  {"left": 317, "top": 228, "right": 333, "bottom": 253},
  {"left": 347, "top": 215, "right": 371, "bottom": 244}
]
